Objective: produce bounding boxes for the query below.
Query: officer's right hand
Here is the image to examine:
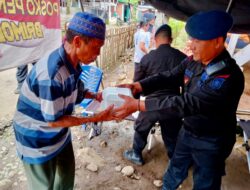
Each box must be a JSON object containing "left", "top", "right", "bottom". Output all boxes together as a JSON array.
[
  {"left": 117, "top": 82, "right": 142, "bottom": 97},
  {"left": 112, "top": 94, "right": 138, "bottom": 120}
]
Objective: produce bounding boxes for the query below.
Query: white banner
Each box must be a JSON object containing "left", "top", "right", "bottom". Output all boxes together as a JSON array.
[{"left": 0, "top": 0, "right": 62, "bottom": 71}]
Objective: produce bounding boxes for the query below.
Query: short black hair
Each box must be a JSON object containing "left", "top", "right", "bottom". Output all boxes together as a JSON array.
[
  {"left": 155, "top": 24, "right": 172, "bottom": 39},
  {"left": 138, "top": 20, "right": 149, "bottom": 28},
  {"left": 65, "top": 29, "right": 90, "bottom": 44},
  {"left": 139, "top": 21, "right": 144, "bottom": 28}
]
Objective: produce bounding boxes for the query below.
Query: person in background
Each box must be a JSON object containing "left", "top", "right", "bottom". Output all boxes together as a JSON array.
[
  {"left": 134, "top": 21, "right": 144, "bottom": 44},
  {"left": 134, "top": 20, "right": 150, "bottom": 65},
  {"left": 15, "top": 62, "right": 37, "bottom": 94},
  {"left": 143, "top": 12, "right": 156, "bottom": 48},
  {"left": 124, "top": 24, "right": 186, "bottom": 165},
  {"left": 112, "top": 10, "right": 244, "bottom": 189},
  {"left": 14, "top": 65, "right": 28, "bottom": 94},
  {"left": 12, "top": 12, "right": 114, "bottom": 190}
]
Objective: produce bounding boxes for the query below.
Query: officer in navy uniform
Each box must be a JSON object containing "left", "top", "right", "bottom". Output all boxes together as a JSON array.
[
  {"left": 124, "top": 24, "right": 186, "bottom": 165},
  {"left": 113, "top": 10, "right": 245, "bottom": 189}
]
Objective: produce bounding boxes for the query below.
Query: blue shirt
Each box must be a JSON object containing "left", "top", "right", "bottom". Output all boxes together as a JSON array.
[{"left": 13, "top": 46, "right": 81, "bottom": 164}]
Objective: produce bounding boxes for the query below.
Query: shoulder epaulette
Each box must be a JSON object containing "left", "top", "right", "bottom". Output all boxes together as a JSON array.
[{"left": 205, "top": 61, "right": 227, "bottom": 76}]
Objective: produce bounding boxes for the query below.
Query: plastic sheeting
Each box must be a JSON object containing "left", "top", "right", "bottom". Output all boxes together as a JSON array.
[{"left": 146, "top": 0, "right": 250, "bottom": 33}]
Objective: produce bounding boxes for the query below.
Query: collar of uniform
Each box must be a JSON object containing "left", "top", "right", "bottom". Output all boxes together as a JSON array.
[
  {"left": 195, "top": 61, "right": 205, "bottom": 76},
  {"left": 204, "top": 49, "right": 230, "bottom": 76},
  {"left": 59, "top": 45, "right": 82, "bottom": 77},
  {"left": 206, "top": 49, "right": 230, "bottom": 68},
  {"left": 158, "top": 44, "right": 171, "bottom": 49}
]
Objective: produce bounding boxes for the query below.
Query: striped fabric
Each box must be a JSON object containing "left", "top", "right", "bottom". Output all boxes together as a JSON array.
[{"left": 13, "top": 46, "right": 81, "bottom": 164}]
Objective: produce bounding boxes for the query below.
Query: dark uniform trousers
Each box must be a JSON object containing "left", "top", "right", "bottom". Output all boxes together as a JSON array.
[
  {"left": 16, "top": 65, "right": 28, "bottom": 90},
  {"left": 162, "top": 128, "right": 235, "bottom": 190},
  {"left": 132, "top": 44, "right": 186, "bottom": 159},
  {"left": 133, "top": 110, "right": 182, "bottom": 158}
]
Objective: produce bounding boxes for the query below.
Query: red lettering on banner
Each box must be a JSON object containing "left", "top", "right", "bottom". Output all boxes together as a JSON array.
[
  {"left": 0, "top": 0, "right": 60, "bottom": 29},
  {"left": 0, "top": 0, "right": 61, "bottom": 70}
]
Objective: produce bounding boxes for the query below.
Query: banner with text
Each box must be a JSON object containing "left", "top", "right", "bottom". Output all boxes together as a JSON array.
[{"left": 0, "top": 0, "right": 61, "bottom": 71}]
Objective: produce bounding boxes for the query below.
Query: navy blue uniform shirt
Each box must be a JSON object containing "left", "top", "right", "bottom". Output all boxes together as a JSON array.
[
  {"left": 134, "top": 44, "right": 186, "bottom": 98},
  {"left": 140, "top": 49, "right": 245, "bottom": 137}
]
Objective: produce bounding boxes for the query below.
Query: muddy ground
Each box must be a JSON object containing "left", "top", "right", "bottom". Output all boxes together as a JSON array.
[{"left": 0, "top": 49, "right": 250, "bottom": 190}]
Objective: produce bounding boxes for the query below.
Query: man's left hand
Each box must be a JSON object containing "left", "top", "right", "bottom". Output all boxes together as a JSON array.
[
  {"left": 95, "top": 92, "right": 103, "bottom": 102},
  {"left": 91, "top": 105, "right": 115, "bottom": 122}
]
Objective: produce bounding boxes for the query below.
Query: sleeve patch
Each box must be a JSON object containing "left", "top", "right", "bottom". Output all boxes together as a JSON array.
[{"left": 209, "top": 78, "right": 226, "bottom": 90}]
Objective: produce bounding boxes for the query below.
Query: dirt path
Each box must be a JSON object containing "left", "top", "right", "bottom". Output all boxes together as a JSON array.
[
  {"left": 0, "top": 68, "right": 19, "bottom": 118},
  {"left": 0, "top": 50, "right": 250, "bottom": 190}
]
